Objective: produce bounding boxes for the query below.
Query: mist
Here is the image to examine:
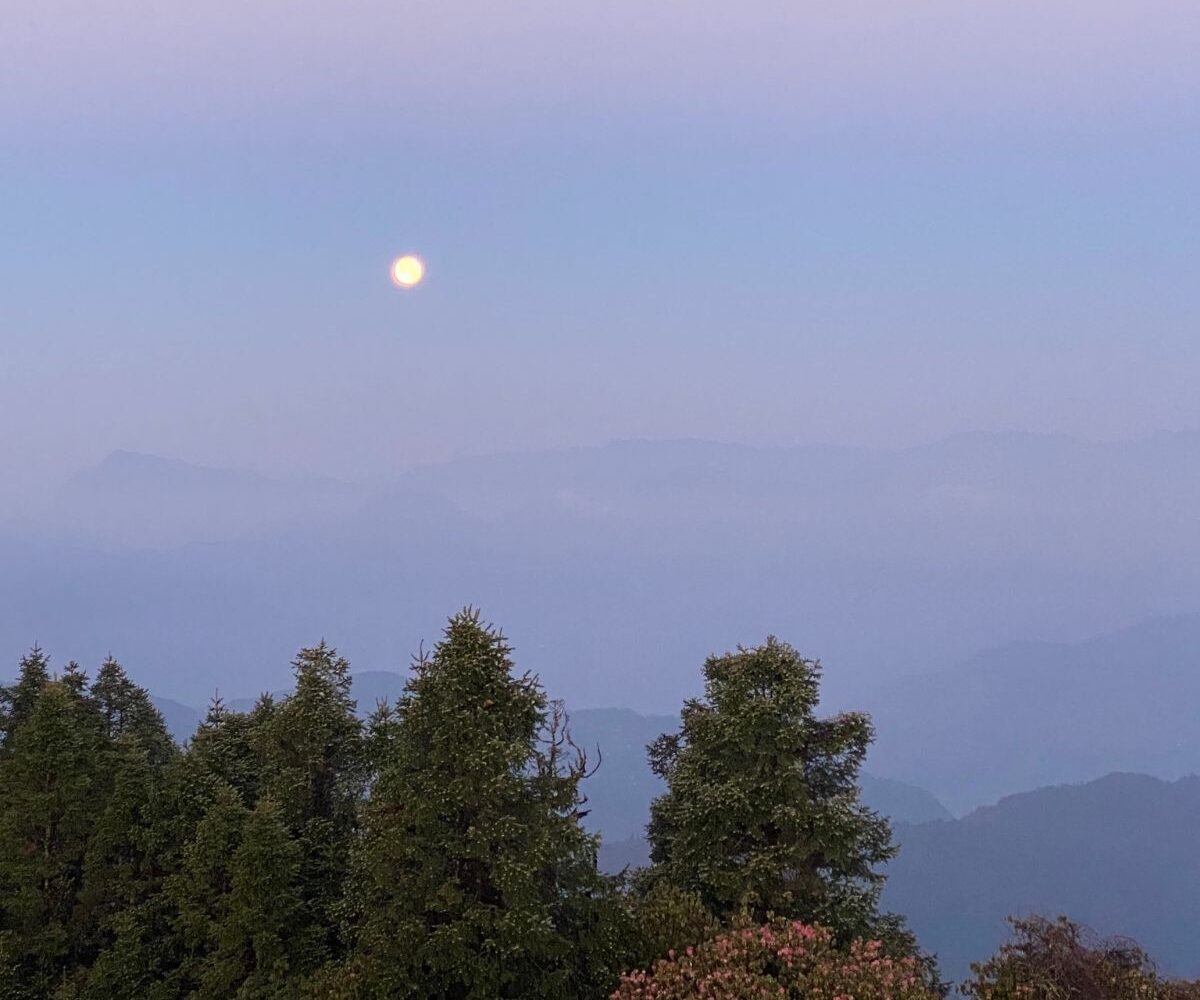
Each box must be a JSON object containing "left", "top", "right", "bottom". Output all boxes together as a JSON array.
[{"left": 3, "top": 1, "right": 1198, "bottom": 496}]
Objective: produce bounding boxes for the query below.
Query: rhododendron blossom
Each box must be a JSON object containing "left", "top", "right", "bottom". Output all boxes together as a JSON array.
[{"left": 612, "top": 920, "right": 938, "bottom": 1000}]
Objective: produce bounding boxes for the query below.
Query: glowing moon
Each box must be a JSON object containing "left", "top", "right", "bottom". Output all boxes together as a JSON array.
[{"left": 390, "top": 255, "right": 426, "bottom": 288}]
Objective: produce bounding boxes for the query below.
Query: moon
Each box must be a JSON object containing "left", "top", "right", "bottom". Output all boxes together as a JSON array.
[{"left": 390, "top": 254, "right": 426, "bottom": 289}]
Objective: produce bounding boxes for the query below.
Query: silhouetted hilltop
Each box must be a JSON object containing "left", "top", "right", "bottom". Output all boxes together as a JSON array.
[
  {"left": 865, "top": 614, "right": 1200, "bottom": 812},
  {"left": 883, "top": 773, "right": 1200, "bottom": 980},
  {"left": 43, "top": 450, "right": 365, "bottom": 548},
  {"left": 6, "top": 432, "right": 1200, "bottom": 781},
  {"left": 148, "top": 690, "right": 950, "bottom": 842}
]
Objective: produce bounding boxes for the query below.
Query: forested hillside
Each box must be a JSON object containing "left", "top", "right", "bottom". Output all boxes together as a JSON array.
[
  {"left": 883, "top": 773, "right": 1200, "bottom": 980},
  {"left": 862, "top": 615, "right": 1200, "bottom": 812}
]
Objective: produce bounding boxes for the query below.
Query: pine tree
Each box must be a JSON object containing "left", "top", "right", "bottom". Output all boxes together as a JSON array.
[
  {"left": 342, "top": 609, "right": 626, "bottom": 1000},
  {"left": 645, "top": 637, "right": 901, "bottom": 942}
]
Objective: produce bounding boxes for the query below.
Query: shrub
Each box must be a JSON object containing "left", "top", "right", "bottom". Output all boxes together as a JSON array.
[
  {"left": 624, "top": 882, "right": 719, "bottom": 973},
  {"left": 963, "top": 916, "right": 1200, "bottom": 1000},
  {"left": 611, "top": 918, "right": 939, "bottom": 1000}
]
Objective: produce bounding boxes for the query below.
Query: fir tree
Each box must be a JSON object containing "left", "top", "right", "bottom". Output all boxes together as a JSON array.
[
  {"left": 645, "top": 637, "right": 902, "bottom": 942},
  {"left": 0, "top": 678, "right": 104, "bottom": 995},
  {"left": 90, "top": 657, "right": 174, "bottom": 763},
  {"left": 342, "top": 609, "right": 626, "bottom": 1000},
  {"left": 80, "top": 757, "right": 213, "bottom": 1000},
  {"left": 0, "top": 647, "right": 51, "bottom": 747},
  {"left": 257, "top": 644, "right": 366, "bottom": 966},
  {"left": 164, "top": 780, "right": 250, "bottom": 996},
  {"left": 73, "top": 661, "right": 177, "bottom": 981},
  {"left": 184, "top": 697, "right": 270, "bottom": 807},
  {"left": 78, "top": 752, "right": 181, "bottom": 983},
  {"left": 200, "top": 798, "right": 306, "bottom": 999}
]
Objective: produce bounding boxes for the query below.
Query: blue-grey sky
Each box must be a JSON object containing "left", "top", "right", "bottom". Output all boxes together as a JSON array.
[{"left": 3, "top": 0, "right": 1198, "bottom": 495}]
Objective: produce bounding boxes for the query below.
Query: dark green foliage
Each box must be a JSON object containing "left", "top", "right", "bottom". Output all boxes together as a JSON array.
[
  {"left": 0, "top": 674, "right": 105, "bottom": 997},
  {"left": 341, "top": 609, "right": 628, "bottom": 999},
  {"left": 0, "top": 619, "right": 647, "bottom": 996},
  {"left": 623, "top": 881, "right": 719, "bottom": 972},
  {"left": 256, "top": 644, "right": 366, "bottom": 967},
  {"left": 90, "top": 658, "right": 173, "bottom": 761},
  {"left": 184, "top": 698, "right": 270, "bottom": 807},
  {"left": 77, "top": 741, "right": 163, "bottom": 957},
  {"left": 0, "top": 648, "right": 51, "bottom": 746},
  {"left": 167, "top": 781, "right": 250, "bottom": 993},
  {"left": 150, "top": 643, "right": 366, "bottom": 994},
  {"left": 18, "top": 617, "right": 1151, "bottom": 998},
  {"left": 645, "top": 637, "right": 901, "bottom": 942},
  {"left": 78, "top": 723, "right": 193, "bottom": 998},
  {"left": 200, "top": 798, "right": 307, "bottom": 999}
]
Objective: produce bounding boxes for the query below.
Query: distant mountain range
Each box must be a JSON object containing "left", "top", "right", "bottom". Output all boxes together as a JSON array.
[
  {"left": 137, "top": 611, "right": 1200, "bottom": 818},
  {"left": 563, "top": 708, "right": 952, "bottom": 843},
  {"left": 4, "top": 433, "right": 1200, "bottom": 809},
  {"left": 860, "top": 613, "right": 1200, "bottom": 813},
  {"left": 595, "top": 767, "right": 955, "bottom": 875},
  {"left": 883, "top": 773, "right": 1200, "bottom": 981},
  {"left": 147, "top": 686, "right": 952, "bottom": 842},
  {"left": 37, "top": 449, "right": 366, "bottom": 549}
]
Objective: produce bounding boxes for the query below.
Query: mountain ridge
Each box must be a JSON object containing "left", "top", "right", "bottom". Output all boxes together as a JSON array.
[{"left": 883, "top": 772, "right": 1200, "bottom": 980}]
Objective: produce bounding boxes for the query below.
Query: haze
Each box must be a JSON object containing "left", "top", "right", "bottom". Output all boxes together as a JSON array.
[
  {"left": 3, "top": 0, "right": 1198, "bottom": 495},
  {"left": 4, "top": 0, "right": 1199, "bottom": 735},
  {"left": 6, "top": 2, "right": 1200, "bottom": 982}
]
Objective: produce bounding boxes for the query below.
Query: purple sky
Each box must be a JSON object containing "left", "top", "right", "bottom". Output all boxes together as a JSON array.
[{"left": 3, "top": 0, "right": 1198, "bottom": 496}]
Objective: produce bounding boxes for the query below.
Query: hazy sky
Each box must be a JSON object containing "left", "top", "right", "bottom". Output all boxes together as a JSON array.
[{"left": 3, "top": 0, "right": 1198, "bottom": 490}]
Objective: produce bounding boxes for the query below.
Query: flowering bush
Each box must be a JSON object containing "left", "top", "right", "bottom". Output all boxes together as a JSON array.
[
  {"left": 963, "top": 916, "right": 1200, "bottom": 1000},
  {"left": 611, "top": 919, "right": 939, "bottom": 1000}
]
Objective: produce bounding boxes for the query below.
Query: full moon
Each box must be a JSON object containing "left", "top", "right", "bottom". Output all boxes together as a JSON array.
[{"left": 390, "top": 255, "right": 426, "bottom": 288}]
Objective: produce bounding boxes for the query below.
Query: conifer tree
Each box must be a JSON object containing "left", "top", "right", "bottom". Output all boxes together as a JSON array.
[
  {"left": 77, "top": 749, "right": 183, "bottom": 1000},
  {"left": 361, "top": 700, "right": 401, "bottom": 780},
  {"left": 342, "top": 609, "right": 626, "bottom": 1000},
  {"left": 0, "top": 654, "right": 178, "bottom": 997},
  {"left": 80, "top": 750, "right": 221, "bottom": 1000},
  {"left": 164, "top": 780, "right": 250, "bottom": 995},
  {"left": 90, "top": 657, "right": 174, "bottom": 763},
  {"left": 0, "top": 647, "right": 51, "bottom": 747},
  {"left": 199, "top": 798, "right": 307, "bottom": 999},
  {"left": 258, "top": 644, "right": 366, "bottom": 965},
  {"left": 645, "top": 637, "right": 902, "bottom": 943},
  {"left": 70, "top": 660, "right": 177, "bottom": 978},
  {"left": 184, "top": 697, "right": 271, "bottom": 807},
  {"left": 0, "top": 677, "right": 105, "bottom": 995},
  {"left": 77, "top": 740, "right": 161, "bottom": 960}
]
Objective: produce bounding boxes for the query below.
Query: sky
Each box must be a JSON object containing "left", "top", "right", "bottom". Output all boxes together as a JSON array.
[{"left": 3, "top": 0, "right": 1199, "bottom": 494}]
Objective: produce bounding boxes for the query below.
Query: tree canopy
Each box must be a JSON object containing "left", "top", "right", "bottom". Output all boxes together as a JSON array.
[
  {"left": 645, "top": 637, "right": 902, "bottom": 944},
  {"left": 1, "top": 618, "right": 1192, "bottom": 999}
]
